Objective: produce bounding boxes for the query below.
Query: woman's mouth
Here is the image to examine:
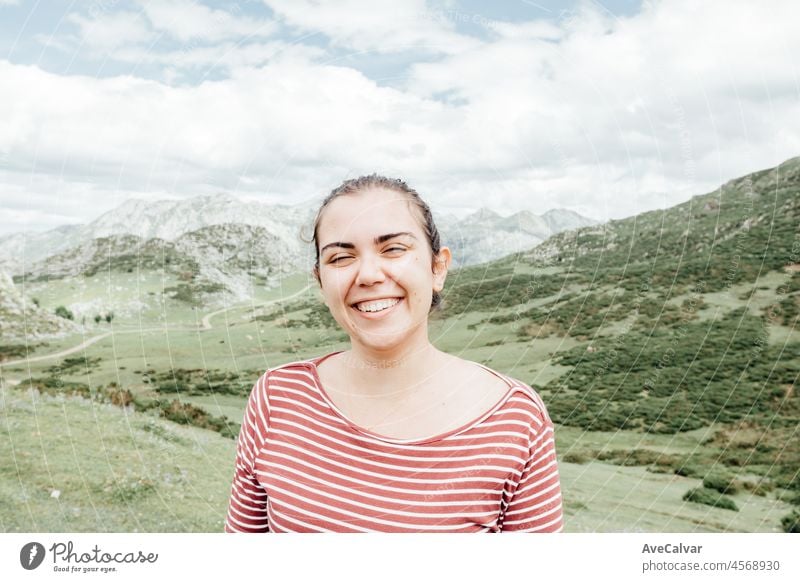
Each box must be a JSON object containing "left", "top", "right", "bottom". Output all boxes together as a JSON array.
[{"left": 351, "top": 297, "right": 403, "bottom": 316}]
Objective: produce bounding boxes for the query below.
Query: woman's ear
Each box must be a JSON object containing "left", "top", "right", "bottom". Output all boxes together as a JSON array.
[
  {"left": 313, "top": 266, "right": 330, "bottom": 308},
  {"left": 313, "top": 267, "right": 326, "bottom": 306},
  {"left": 432, "top": 247, "right": 452, "bottom": 292}
]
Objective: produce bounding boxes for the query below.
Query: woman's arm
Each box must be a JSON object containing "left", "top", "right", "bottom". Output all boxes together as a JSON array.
[
  {"left": 501, "top": 404, "right": 563, "bottom": 533},
  {"left": 224, "top": 373, "right": 271, "bottom": 533}
]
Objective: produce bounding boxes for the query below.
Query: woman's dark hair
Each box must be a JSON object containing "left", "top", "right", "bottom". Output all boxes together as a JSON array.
[{"left": 309, "top": 174, "right": 444, "bottom": 311}]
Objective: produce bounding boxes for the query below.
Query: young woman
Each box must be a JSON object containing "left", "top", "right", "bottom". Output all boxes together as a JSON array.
[{"left": 225, "top": 175, "right": 563, "bottom": 533}]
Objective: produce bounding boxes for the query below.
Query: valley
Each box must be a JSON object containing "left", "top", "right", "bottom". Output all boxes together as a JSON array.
[{"left": 1, "top": 159, "right": 798, "bottom": 533}]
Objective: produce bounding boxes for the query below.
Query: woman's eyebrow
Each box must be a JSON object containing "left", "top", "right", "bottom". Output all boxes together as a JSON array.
[
  {"left": 321, "top": 232, "right": 416, "bottom": 254},
  {"left": 375, "top": 231, "right": 416, "bottom": 244}
]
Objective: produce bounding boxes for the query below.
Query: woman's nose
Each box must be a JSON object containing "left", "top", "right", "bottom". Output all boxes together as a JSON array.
[{"left": 355, "top": 254, "right": 386, "bottom": 286}]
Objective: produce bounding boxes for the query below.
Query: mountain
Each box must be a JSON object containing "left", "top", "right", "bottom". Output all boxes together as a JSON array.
[
  {"left": 440, "top": 207, "right": 596, "bottom": 266},
  {"left": 522, "top": 158, "right": 800, "bottom": 282},
  {"left": 0, "top": 194, "right": 596, "bottom": 276},
  {"left": 0, "top": 224, "right": 84, "bottom": 278},
  {"left": 541, "top": 208, "right": 594, "bottom": 233},
  {"left": 172, "top": 223, "right": 301, "bottom": 300},
  {"left": 83, "top": 194, "right": 315, "bottom": 243},
  {"left": 0, "top": 270, "right": 77, "bottom": 341},
  {"left": 0, "top": 194, "right": 317, "bottom": 275},
  {"left": 18, "top": 223, "right": 302, "bottom": 305}
]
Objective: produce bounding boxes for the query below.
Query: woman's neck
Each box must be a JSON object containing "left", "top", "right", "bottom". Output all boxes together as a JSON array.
[{"left": 339, "top": 339, "right": 448, "bottom": 399}]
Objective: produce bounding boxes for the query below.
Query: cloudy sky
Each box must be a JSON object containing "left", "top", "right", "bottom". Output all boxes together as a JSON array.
[{"left": 1, "top": 0, "right": 798, "bottom": 236}]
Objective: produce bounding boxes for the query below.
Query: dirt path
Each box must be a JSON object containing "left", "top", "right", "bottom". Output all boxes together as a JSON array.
[
  {"left": 0, "top": 283, "right": 314, "bottom": 368},
  {"left": 200, "top": 283, "right": 312, "bottom": 329}
]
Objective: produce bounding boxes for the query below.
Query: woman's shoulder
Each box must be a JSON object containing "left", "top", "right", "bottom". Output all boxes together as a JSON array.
[
  {"left": 261, "top": 352, "right": 339, "bottom": 379},
  {"left": 252, "top": 352, "right": 339, "bottom": 388},
  {"left": 433, "top": 354, "right": 544, "bottom": 420},
  {"left": 245, "top": 353, "right": 334, "bottom": 408},
  {"left": 464, "top": 360, "right": 553, "bottom": 424}
]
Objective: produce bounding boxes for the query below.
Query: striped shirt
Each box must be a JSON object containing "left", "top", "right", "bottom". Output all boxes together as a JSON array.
[{"left": 224, "top": 353, "right": 563, "bottom": 533}]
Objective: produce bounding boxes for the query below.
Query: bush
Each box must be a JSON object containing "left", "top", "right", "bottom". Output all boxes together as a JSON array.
[
  {"left": 740, "top": 479, "right": 775, "bottom": 497},
  {"left": 674, "top": 464, "right": 704, "bottom": 478},
  {"left": 54, "top": 305, "right": 74, "bottom": 320},
  {"left": 156, "top": 382, "right": 190, "bottom": 394},
  {"left": 46, "top": 356, "right": 102, "bottom": 375},
  {"left": 703, "top": 472, "right": 739, "bottom": 495},
  {"left": 137, "top": 398, "right": 239, "bottom": 439},
  {"left": 18, "top": 376, "right": 92, "bottom": 399},
  {"left": 682, "top": 487, "right": 739, "bottom": 511},
  {"left": 106, "top": 386, "right": 134, "bottom": 408},
  {"left": 0, "top": 344, "right": 28, "bottom": 362},
  {"left": 562, "top": 451, "right": 590, "bottom": 464},
  {"left": 596, "top": 448, "right": 681, "bottom": 468},
  {"left": 781, "top": 510, "right": 800, "bottom": 533}
]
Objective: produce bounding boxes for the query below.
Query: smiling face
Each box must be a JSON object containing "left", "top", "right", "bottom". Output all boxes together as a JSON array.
[{"left": 315, "top": 188, "right": 451, "bottom": 356}]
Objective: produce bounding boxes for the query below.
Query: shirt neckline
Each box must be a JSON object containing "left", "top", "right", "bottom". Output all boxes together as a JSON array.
[{"left": 305, "top": 351, "right": 522, "bottom": 445}]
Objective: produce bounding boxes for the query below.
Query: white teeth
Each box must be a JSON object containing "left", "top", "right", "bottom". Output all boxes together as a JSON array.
[{"left": 355, "top": 298, "right": 400, "bottom": 313}]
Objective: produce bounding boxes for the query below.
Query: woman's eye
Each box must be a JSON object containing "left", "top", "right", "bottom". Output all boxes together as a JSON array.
[{"left": 328, "top": 248, "right": 404, "bottom": 263}]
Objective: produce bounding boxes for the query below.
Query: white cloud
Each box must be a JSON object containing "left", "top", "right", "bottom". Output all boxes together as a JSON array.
[
  {"left": 263, "top": 0, "right": 479, "bottom": 54},
  {"left": 109, "top": 41, "right": 325, "bottom": 76},
  {"left": 2, "top": 0, "right": 800, "bottom": 234},
  {"left": 68, "top": 11, "right": 154, "bottom": 50},
  {"left": 59, "top": 1, "right": 276, "bottom": 58},
  {"left": 0, "top": 168, "right": 188, "bottom": 235},
  {"left": 0, "top": 57, "right": 457, "bottom": 231},
  {"left": 140, "top": 0, "right": 276, "bottom": 42},
  {"left": 403, "top": 0, "right": 800, "bottom": 209},
  {"left": 487, "top": 19, "right": 563, "bottom": 41}
]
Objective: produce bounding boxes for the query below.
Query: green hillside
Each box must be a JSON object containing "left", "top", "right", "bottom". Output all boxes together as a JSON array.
[{"left": 441, "top": 156, "right": 800, "bottom": 496}]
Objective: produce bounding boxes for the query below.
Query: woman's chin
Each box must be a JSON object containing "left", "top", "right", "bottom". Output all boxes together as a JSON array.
[{"left": 349, "top": 327, "right": 423, "bottom": 354}]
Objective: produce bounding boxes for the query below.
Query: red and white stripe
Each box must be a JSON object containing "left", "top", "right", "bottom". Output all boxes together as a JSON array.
[{"left": 225, "top": 355, "right": 563, "bottom": 533}]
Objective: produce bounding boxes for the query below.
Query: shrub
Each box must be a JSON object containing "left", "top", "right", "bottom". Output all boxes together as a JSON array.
[
  {"left": 54, "top": 305, "right": 74, "bottom": 320},
  {"left": 674, "top": 464, "right": 704, "bottom": 478},
  {"left": 106, "top": 387, "right": 134, "bottom": 408},
  {"left": 703, "top": 472, "right": 739, "bottom": 495},
  {"left": 740, "top": 479, "right": 775, "bottom": 497},
  {"left": 0, "top": 344, "right": 28, "bottom": 362},
  {"left": 18, "top": 376, "right": 92, "bottom": 399},
  {"left": 596, "top": 448, "right": 681, "bottom": 468},
  {"left": 139, "top": 398, "right": 239, "bottom": 439},
  {"left": 682, "top": 487, "right": 739, "bottom": 511},
  {"left": 45, "top": 356, "right": 102, "bottom": 375},
  {"left": 781, "top": 510, "right": 800, "bottom": 533},
  {"left": 647, "top": 465, "right": 676, "bottom": 474},
  {"left": 156, "top": 382, "right": 190, "bottom": 394},
  {"left": 562, "top": 451, "right": 590, "bottom": 464}
]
